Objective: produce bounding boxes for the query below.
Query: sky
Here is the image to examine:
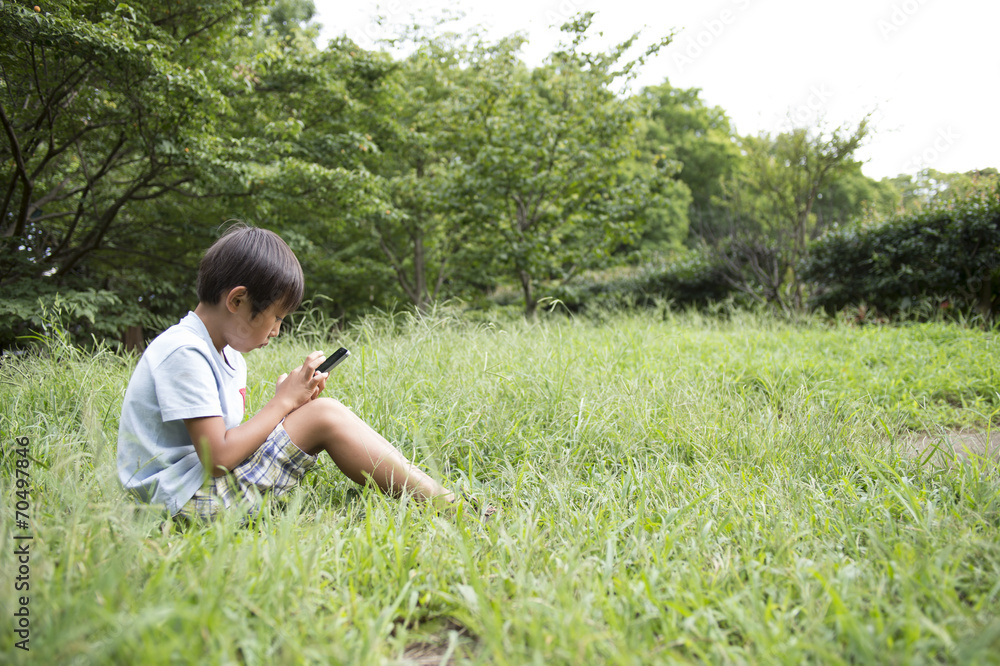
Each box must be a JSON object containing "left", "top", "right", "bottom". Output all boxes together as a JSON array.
[{"left": 311, "top": 0, "right": 1000, "bottom": 181}]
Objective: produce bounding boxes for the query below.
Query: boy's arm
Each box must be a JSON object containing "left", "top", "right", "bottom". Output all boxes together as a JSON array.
[{"left": 185, "top": 351, "right": 327, "bottom": 476}]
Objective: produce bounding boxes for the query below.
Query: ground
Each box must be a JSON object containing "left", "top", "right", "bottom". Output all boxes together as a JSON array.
[{"left": 905, "top": 429, "right": 1000, "bottom": 466}]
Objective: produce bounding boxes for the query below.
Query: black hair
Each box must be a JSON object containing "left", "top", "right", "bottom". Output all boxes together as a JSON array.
[{"left": 196, "top": 223, "right": 304, "bottom": 317}]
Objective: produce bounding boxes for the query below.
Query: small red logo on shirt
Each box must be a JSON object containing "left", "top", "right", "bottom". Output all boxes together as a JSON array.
[{"left": 239, "top": 387, "right": 247, "bottom": 413}]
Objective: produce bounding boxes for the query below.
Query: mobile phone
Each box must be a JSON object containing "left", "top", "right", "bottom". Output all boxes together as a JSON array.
[{"left": 316, "top": 347, "right": 350, "bottom": 374}]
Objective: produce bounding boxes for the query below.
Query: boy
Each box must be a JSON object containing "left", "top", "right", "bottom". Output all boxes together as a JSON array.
[{"left": 117, "top": 224, "right": 472, "bottom": 521}]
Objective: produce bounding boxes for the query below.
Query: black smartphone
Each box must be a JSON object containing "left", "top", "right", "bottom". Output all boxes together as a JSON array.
[{"left": 315, "top": 347, "right": 350, "bottom": 374}]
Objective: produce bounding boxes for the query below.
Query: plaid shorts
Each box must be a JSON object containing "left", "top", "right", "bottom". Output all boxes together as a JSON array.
[{"left": 176, "top": 423, "right": 317, "bottom": 521}]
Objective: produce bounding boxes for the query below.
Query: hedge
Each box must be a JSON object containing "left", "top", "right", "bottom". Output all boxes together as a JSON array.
[{"left": 801, "top": 183, "right": 1000, "bottom": 318}]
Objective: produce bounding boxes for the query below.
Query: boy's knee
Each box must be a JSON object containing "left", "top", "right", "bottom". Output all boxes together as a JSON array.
[
  {"left": 284, "top": 397, "right": 352, "bottom": 451},
  {"left": 310, "top": 397, "right": 351, "bottom": 428}
]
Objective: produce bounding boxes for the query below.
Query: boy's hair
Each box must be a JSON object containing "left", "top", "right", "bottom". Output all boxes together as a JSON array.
[{"left": 197, "top": 224, "right": 304, "bottom": 317}]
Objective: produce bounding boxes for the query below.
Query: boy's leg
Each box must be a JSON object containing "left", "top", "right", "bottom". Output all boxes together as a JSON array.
[{"left": 281, "top": 397, "right": 456, "bottom": 505}]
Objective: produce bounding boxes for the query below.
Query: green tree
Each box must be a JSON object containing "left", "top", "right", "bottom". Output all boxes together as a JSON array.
[
  {"left": 212, "top": 26, "right": 401, "bottom": 320},
  {"left": 636, "top": 80, "right": 741, "bottom": 244},
  {"left": 617, "top": 151, "right": 691, "bottom": 254},
  {"left": 357, "top": 29, "right": 523, "bottom": 311},
  {"left": 453, "top": 13, "right": 669, "bottom": 316},
  {"left": 0, "top": 0, "right": 267, "bottom": 344},
  {"left": 880, "top": 167, "right": 997, "bottom": 216},
  {"left": 0, "top": 0, "right": 405, "bottom": 343},
  {"left": 712, "top": 118, "right": 871, "bottom": 311},
  {"left": 812, "top": 160, "right": 899, "bottom": 228},
  {"left": 0, "top": 0, "right": 267, "bottom": 278},
  {"left": 881, "top": 173, "right": 929, "bottom": 214},
  {"left": 262, "top": 0, "right": 318, "bottom": 40},
  {"left": 803, "top": 177, "right": 999, "bottom": 319}
]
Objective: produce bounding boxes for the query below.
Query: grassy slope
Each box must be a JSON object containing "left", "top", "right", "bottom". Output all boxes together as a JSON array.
[{"left": 1, "top": 311, "right": 998, "bottom": 664}]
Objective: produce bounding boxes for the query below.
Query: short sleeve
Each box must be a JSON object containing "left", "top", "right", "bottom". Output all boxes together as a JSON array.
[{"left": 153, "top": 346, "right": 224, "bottom": 423}]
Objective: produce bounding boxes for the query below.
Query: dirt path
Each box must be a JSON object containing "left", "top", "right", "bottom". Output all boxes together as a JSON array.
[{"left": 903, "top": 430, "right": 1000, "bottom": 466}]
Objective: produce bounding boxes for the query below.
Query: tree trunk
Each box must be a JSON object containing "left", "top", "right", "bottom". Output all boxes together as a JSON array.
[
  {"left": 413, "top": 227, "right": 427, "bottom": 313},
  {"left": 520, "top": 269, "right": 536, "bottom": 318},
  {"left": 979, "top": 273, "right": 994, "bottom": 320},
  {"left": 123, "top": 325, "right": 146, "bottom": 353}
]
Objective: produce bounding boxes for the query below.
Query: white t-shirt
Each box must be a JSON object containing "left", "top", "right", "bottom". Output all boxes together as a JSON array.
[{"left": 117, "top": 311, "right": 247, "bottom": 515}]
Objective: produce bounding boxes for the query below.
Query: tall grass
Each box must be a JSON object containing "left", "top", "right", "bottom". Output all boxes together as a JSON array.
[{"left": 2, "top": 309, "right": 998, "bottom": 664}]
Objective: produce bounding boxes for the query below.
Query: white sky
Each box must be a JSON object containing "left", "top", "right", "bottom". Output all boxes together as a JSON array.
[{"left": 312, "top": 0, "right": 1000, "bottom": 181}]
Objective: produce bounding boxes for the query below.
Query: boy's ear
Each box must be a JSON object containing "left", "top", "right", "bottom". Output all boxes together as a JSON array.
[{"left": 224, "top": 286, "right": 249, "bottom": 313}]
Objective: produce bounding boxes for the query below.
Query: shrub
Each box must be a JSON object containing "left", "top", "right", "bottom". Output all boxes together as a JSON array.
[
  {"left": 0, "top": 278, "right": 185, "bottom": 351},
  {"left": 543, "top": 250, "right": 739, "bottom": 313},
  {"left": 802, "top": 179, "right": 1000, "bottom": 318},
  {"left": 640, "top": 251, "right": 739, "bottom": 307}
]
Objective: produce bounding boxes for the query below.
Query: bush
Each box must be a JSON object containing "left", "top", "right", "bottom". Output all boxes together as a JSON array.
[
  {"left": 543, "top": 250, "right": 739, "bottom": 313},
  {"left": 640, "top": 251, "right": 739, "bottom": 307},
  {"left": 0, "top": 279, "right": 186, "bottom": 351},
  {"left": 802, "top": 180, "right": 1000, "bottom": 318}
]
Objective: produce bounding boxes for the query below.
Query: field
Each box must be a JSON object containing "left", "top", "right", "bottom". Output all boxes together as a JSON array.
[{"left": 2, "top": 309, "right": 999, "bottom": 664}]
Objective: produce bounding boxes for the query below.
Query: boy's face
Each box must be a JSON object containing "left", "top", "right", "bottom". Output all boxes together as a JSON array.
[{"left": 228, "top": 297, "right": 287, "bottom": 353}]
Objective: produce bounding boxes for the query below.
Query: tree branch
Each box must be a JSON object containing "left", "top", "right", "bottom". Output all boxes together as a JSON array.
[
  {"left": 0, "top": 103, "right": 33, "bottom": 238},
  {"left": 375, "top": 229, "right": 419, "bottom": 305},
  {"left": 49, "top": 132, "right": 130, "bottom": 260},
  {"left": 56, "top": 168, "right": 158, "bottom": 276}
]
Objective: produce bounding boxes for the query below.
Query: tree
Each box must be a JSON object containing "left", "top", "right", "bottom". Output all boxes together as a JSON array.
[
  {"left": 453, "top": 13, "right": 670, "bottom": 316},
  {"left": 212, "top": 26, "right": 403, "bottom": 321},
  {"left": 357, "top": 29, "right": 523, "bottom": 312},
  {"left": 636, "top": 80, "right": 741, "bottom": 245},
  {"left": 262, "top": 0, "right": 318, "bottom": 40},
  {"left": 811, "top": 160, "right": 899, "bottom": 228},
  {"left": 0, "top": 0, "right": 409, "bottom": 343},
  {"left": 0, "top": 0, "right": 269, "bottom": 278},
  {"left": 711, "top": 118, "right": 871, "bottom": 311},
  {"left": 881, "top": 167, "right": 998, "bottom": 217},
  {"left": 0, "top": 0, "right": 267, "bottom": 344}
]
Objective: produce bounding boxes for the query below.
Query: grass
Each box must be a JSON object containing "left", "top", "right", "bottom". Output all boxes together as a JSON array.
[{"left": 1, "top": 308, "right": 999, "bottom": 664}]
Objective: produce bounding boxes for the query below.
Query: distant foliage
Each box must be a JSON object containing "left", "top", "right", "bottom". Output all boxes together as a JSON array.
[
  {"left": 544, "top": 251, "right": 739, "bottom": 313},
  {"left": 0, "top": 280, "right": 186, "bottom": 350},
  {"left": 1, "top": 2, "right": 994, "bottom": 346},
  {"left": 641, "top": 252, "right": 741, "bottom": 308},
  {"left": 802, "top": 179, "right": 1000, "bottom": 318},
  {"left": 0, "top": 286, "right": 121, "bottom": 350}
]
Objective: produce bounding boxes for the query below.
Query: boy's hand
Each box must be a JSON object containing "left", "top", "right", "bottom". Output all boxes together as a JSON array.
[
  {"left": 274, "top": 351, "right": 327, "bottom": 412},
  {"left": 312, "top": 355, "right": 329, "bottom": 395}
]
